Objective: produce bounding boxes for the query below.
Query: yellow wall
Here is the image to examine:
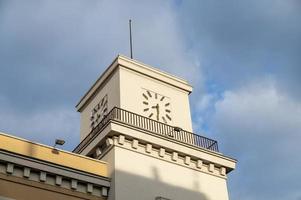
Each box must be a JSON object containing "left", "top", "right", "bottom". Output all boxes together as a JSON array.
[
  {"left": 0, "top": 132, "right": 107, "bottom": 177},
  {"left": 0, "top": 173, "right": 104, "bottom": 200}
]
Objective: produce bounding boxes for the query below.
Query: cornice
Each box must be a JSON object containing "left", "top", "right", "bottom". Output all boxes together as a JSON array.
[
  {"left": 76, "top": 54, "right": 193, "bottom": 111},
  {"left": 0, "top": 132, "right": 108, "bottom": 177},
  {"left": 0, "top": 150, "right": 110, "bottom": 197},
  {"left": 97, "top": 135, "right": 229, "bottom": 178}
]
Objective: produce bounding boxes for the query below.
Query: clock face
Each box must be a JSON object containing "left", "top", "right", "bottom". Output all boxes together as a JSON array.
[
  {"left": 142, "top": 89, "right": 172, "bottom": 124},
  {"left": 90, "top": 94, "right": 108, "bottom": 129}
]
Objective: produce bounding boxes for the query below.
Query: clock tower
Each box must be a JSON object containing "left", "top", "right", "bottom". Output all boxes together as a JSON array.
[{"left": 74, "top": 55, "right": 236, "bottom": 200}]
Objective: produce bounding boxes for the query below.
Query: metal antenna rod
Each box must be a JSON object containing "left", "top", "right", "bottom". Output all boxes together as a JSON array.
[{"left": 129, "top": 19, "right": 133, "bottom": 59}]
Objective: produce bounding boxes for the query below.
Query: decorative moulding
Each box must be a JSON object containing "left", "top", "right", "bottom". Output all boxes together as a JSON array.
[{"left": 104, "top": 135, "right": 228, "bottom": 178}]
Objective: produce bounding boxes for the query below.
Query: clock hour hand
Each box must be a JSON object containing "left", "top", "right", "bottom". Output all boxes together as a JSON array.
[{"left": 151, "top": 104, "right": 160, "bottom": 121}]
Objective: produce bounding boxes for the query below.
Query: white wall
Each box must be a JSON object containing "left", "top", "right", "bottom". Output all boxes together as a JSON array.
[
  {"left": 119, "top": 67, "right": 193, "bottom": 132},
  {"left": 79, "top": 70, "right": 121, "bottom": 140},
  {"left": 104, "top": 146, "right": 229, "bottom": 200}
]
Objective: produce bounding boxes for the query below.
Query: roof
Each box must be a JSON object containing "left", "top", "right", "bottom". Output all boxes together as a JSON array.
[
  {"left": 0, "top": 132, "right": 108, "bottom": 177},
  {"left": 76, "top": 54, "right": 193, "bottom": 112}
]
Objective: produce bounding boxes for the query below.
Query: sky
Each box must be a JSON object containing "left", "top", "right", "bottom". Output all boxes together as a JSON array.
[{"left": 0, "top": 1, "right": 300, "bottom": 199}]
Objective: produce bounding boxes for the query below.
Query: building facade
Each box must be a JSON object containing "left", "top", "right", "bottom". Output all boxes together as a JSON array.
[
  {"left": 0, "top": 55, "right": 236, "bottom": 200},
  {"left": 74, "top": 55, "right": 236, "bottom": 200},
  {"left": 0, "top": 132, "right": 110, "bottom": 200}
]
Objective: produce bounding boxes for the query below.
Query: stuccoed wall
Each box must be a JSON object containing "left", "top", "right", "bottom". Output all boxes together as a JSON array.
[
  {"left": 78, "top": 55, "right": 194, "bottom": 141},
  {"left": 119, "top": 67, "right": 193, "bottom": 132},
  {"left": 103, "top": 145, "right": 229, "bottom": 200},
  {"left": 79, "top": 69, "right": 120, "bottom": 140}
]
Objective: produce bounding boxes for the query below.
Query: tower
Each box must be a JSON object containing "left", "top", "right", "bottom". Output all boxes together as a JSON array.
[{"left": 73, "top": 55, "right": 236, "bottom": 200}]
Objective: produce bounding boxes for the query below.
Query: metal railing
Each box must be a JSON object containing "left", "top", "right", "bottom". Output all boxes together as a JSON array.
[{"left": 73, "top": 107, "right": 219, "bottom": 153}]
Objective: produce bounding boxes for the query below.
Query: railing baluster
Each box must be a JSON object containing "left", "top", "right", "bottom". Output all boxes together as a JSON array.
[
  {"left": 135, "top": 114, "right": 137, "bottom": 126},
  {"left": 116, "top": 107, "right": 119, "bottom": 120}
]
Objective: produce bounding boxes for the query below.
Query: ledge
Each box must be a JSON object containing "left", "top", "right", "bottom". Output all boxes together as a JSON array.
[
  {"left": 0, "top": 132, "right": 108, "bottom": 177},
  {"left": 99, "top": 135, "right": 229, "bottom": 178},
  {"left": 76, "top": 120, "right": 236, "bottom": 174}
]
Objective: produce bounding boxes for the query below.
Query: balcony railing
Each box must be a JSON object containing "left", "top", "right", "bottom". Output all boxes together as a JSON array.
[{"left": 73, "top": 107, "right": 219, "bottom": 153}]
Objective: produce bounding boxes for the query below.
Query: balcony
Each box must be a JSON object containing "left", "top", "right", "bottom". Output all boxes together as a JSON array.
[{"left": 73, "top": 107, "right": 219, "bottom": 153}]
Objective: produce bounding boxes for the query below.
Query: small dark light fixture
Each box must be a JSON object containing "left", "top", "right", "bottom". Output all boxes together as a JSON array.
[
  {"left": 156, "top": 197, "right": 171, "bottom": 200},
  {"left": 173, "top": 126, "right": 183, "bottom": 132},
  {"left": 53, "top": 139, "right": 65, "bottom": 148},
  {"left": 168, "top": 126, "right": 183, "bottom": 137}
]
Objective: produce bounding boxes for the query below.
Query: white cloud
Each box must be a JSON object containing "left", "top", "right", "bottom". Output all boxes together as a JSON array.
[
  {"left": 0, "top": 0, "right": 203, "bottom": 104},
  {"left": 209, "top": 78, "right": 301, "bottom": 200},
  {"left": 0, "top": 0, "right": 202, "bottom": 151},
  {"left": 178, "top": 0, "right": 301, "bottom": 99},
  {"left": 2, "top": 1, "right": 300, "bottom": 199}
]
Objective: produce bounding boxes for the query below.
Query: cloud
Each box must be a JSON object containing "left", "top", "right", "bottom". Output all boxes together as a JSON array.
[
  {"left": 0, "top": 94, "right": 79, "bottom": 150},
  {"left": 178, "top": 0, "right": 301, "bottom": 99},
  {"left": 0, "top": 0, "right": 200, "bottom": 111},
  {"left": 0, "top": 0, "right": 200, "bottom": 149},
  {"left": 1, "top": 1, "right": 301, "bottom": 199},
  {"left": 209, "top": 78, "right": 301, "bottom": 200}
]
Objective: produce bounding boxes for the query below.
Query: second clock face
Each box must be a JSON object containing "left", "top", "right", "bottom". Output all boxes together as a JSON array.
[
  {"left": 90, "top": 94, "right": 108, "bottom": 129},
  {"left": 142, "top": 89, "right": 172, "bottom": 124}
]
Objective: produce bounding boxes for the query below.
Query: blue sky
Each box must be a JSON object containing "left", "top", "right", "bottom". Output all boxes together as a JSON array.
[{"left": 0, "top": 1, "right": 301, "bottom": 199}]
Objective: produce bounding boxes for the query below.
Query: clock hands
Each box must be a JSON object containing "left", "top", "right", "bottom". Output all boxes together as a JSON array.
[
  {"left": 156, "top": 104, "right": 159, "bottom": 121},
  {"left": 143, "top": 90, "right": 171, "bottom": 123},
  {"left": 151, "top": 104, "right": 160, "bottom": 121}
]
